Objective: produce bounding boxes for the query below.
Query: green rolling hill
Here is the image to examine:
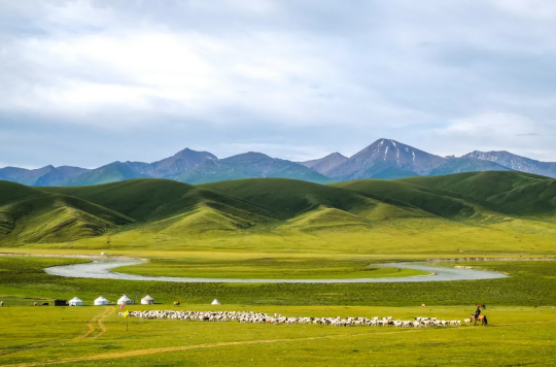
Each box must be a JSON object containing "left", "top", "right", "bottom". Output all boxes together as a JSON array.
[
  {"left": 0, "top": 181, "right": 132, "bottom": 243},
  {"left": 1, "top": 171, "right": 556, "bottom": 254}
]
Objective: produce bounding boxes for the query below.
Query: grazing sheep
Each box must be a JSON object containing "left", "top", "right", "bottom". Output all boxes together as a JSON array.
[{"left": 118, "top": 310, "right": 463, "bottom": 329}]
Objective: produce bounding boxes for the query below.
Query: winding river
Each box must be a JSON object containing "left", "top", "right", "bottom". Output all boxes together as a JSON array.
[{"left": 44, "top": 259, "right": 507, "bottom": 283}]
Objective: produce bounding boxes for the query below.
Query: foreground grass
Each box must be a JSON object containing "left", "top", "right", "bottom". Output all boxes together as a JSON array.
[
  {"left": 1, "top": 256, "right": 556, "bottom": 307},
  {"left": 0, "top": 305, "right": 554, "bottom": 366},
  {"left": 1, "top": 256, "right": 555, "bottom": 366},
  {"left": 113, "top": 258, "right": 429, "bottom": 279}
]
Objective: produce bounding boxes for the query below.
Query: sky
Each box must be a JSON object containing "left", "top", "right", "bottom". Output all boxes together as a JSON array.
[{"left": 1, "top": 0, "right": 556, "bottom": 169}]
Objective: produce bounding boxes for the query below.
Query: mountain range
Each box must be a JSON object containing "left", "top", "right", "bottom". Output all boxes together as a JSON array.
[{"left": 2, "top": 139, "right": 556, "bottom": 187}]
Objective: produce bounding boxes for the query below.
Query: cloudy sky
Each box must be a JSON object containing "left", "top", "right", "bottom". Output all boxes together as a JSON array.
[{"left": 2, "top": 0, "right": 556, "bottom": 168}]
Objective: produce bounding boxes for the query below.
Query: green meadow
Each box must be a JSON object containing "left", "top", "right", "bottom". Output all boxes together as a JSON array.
[
  {"left": 1, "top": 304, "right": 555, "bottom": 367},
  {"left": 1, "top": 256, "right": 556, "bottom": 307},
  {"left": 112, "top": 257, "right": 429, "bottom": 279},
  {"left": 0, "top": 256, "right": 555, "bottom": 366},
  {"left": 1, "top": 171, "right": 556, "bottom": 365}
]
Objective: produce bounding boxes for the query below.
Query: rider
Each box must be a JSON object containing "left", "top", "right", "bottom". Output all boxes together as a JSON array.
[{"left": 475, "top": 306, "right": 481, "bottom": 320}]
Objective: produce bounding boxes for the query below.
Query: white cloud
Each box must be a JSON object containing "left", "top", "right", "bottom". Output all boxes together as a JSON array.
[
  {"left": 491, "top": 0, "right": 556, "bottom": 19},
  {"left": 1, "top": 0, "right": 556, "bottom": 166},
  {"left": 426, "top": 112, "right": 556, "bottom": 160}
]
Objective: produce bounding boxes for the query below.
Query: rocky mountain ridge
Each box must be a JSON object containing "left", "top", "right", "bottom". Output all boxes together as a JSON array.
[{"left": 2, "top": 139, "right": 555, "bottom": 186}]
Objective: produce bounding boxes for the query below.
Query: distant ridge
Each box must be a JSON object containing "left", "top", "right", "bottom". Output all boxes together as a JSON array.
[
  {"left": 2, "top": 139, "right": 556, "bottom": 186},
  {"left": 149, "top": 148, "right": 217, "bottom": 178},
  {"left": 176, "top": 152, "right": 332, "bottom": 184},
  {"left": 300, "top": 152, "right": 348, "bottom": 176},
  {"left": 0, "top": 165, "right": 89, "bottom": 186},
  {"left": 327, "top": 139, "right": 447, "bottom": 180},
  {"left": 429, "top": 157, "right": 512, "bottom": 176},
  {"left": 464, "top": 150, "right": 556, "bottom": 178}
]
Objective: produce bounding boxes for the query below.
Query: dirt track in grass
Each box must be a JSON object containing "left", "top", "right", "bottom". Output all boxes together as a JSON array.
[{"left": 3, "top": 329, "right": 424, "bottom": 367}]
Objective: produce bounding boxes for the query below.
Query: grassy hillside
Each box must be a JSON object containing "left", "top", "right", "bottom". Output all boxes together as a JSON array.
[
  {"left": 337, "top": 171, "right": 556, "bottom": 221},
  {"left": 2, "top": 171, "right": 556, "bottom": 254},
  {"left": 400, "top": 171, "right": 556, "bottom": 218},
  {"left": 0, "top": 181, "right": 132, "bottom": 244}
]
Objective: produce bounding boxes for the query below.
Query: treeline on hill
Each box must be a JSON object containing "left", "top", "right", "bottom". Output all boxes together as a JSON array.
[{"left": 1, "top": 171, "right": 556, "bottom": 246}]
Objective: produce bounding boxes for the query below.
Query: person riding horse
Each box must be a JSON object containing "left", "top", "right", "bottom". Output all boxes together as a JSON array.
[{"left": 475, "top": 306, "right": 481, "bottom": 320}]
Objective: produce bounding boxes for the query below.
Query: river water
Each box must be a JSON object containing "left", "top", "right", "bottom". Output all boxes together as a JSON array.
[{"left": 44, "top": 259, "right": 507, "bottom": 283}]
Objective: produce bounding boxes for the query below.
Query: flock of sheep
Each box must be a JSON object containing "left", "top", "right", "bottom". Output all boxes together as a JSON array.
[{"left": 119, "top": 310, "right": 464, "bottom": 328}]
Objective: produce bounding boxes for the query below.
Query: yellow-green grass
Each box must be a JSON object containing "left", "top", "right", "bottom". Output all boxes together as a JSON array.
[
  {"left": 0, "top": 305, "right": 555, "bottom": 366},
  {"left": 12, "top": 215, "right": 556, "bottom": 256},
  {"left": 113, "top": 258, "right": 430, "bottom": 279}
]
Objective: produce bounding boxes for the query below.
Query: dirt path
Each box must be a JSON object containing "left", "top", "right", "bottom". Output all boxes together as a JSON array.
[
  {"left": 91, "top": 307, "right": 114, "bottom": 339},
  {"left": 1, "top": 329, "right": 419, "bottom": 367},
  {"left": 72, "top": 307, "right": 114, "bottom": 341}
]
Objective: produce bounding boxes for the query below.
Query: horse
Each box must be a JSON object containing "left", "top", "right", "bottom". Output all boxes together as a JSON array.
[
  {"left": 173, "top": 301, "right": 180, "bottom": 306},
  {"left": 421, "top": 304, "right": 426, "bottom": 308},
  {"left": 470, "top": 314, "right": 488, "bottom": 326},
  {"left": 33, "top": 302, "right": 38, "bottom": 306},
  {"left": 42, "top": 303, "right": 49, "bottom": 306}
]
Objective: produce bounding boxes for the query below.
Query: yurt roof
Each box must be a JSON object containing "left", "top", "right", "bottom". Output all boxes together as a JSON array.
[
  {"left": 118, "top": 295, "right": 131, "bottom": 301},
  {"left": 70, "top": 297, "right": 82, "bottom": 302},
  {"left": 95, "top": 297, "right": 108, "bottom": 301},
  {"left": 211, "top": 299, "right": 221, "bottom": 304},
  {"left": 142, "top": 295, "right": 154, "bottom": 300}
]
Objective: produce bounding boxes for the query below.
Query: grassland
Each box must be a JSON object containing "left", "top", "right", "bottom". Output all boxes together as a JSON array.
[
  {"left": 1, "top": 254, "right": 555, "bottom": 366},
  {"left": 0, "top": 303, "right": 555, "bottom": 366},
  {"left": 113, "top": 257, "right": 429, "bottom": 279},
  {"left": 2, "top": 256, "right": 556, "bottom": 307},
  {"left": 2, "top": 172, "right": 556, "bottom": 365}
]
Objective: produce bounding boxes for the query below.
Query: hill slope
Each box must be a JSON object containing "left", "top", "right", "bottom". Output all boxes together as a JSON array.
[
  {"left": 2, "top": 171, "right": 556, "bottom": 253},
  {"left": 400, "top": 171, "right": 556, "bottom": 218},
  {"left": 0, "top": 181, "right": 132, "bottom": 243}
]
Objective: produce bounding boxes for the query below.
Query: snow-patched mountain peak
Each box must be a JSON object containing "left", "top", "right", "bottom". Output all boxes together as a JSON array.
[
  {"left": 463, "top": 150, "right": 556, "bottom": 177},
  {"left": 326, "top": 139, "right": 447, "bottom": 180}
]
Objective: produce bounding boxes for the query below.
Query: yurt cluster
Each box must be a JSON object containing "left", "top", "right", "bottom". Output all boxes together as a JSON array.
[{"left": 67, "top": 295, "right": 155, "bottom": 306}]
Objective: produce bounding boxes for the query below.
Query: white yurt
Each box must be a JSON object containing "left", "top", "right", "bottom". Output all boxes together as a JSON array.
[
  {"left": 94, "top": 296, "right": 109, "bottom": 306},
  {"left": 68, "top": 297, "right": 83, "bottom": 306},
  {"left": 211, "top": 299, "right": 221, "bottom": 305},
  {"left": 141, "top": 295, "right": 155, "bottom": 305},
  {"left": 117, "top": 295, "right": 132, "bottom": 305}
]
